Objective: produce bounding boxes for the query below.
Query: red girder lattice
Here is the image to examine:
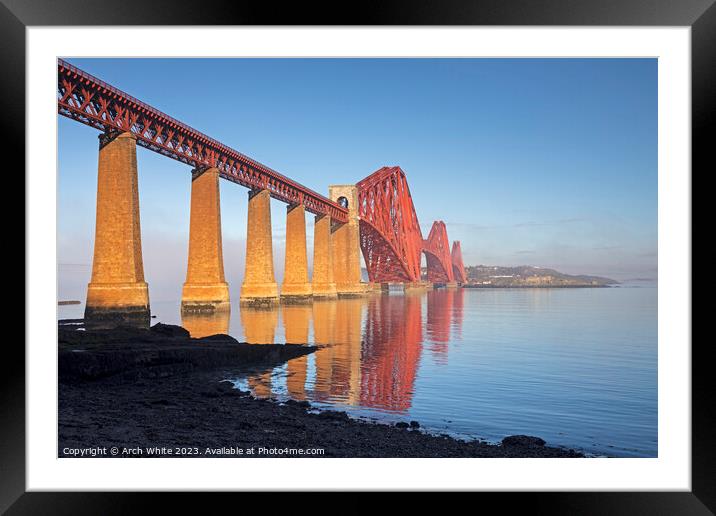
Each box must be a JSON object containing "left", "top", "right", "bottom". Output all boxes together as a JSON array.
[
  {"left": 423, "top": 221, "right": 455, "bottom": 283},
  {"left": 357, "top": 167, "right": 461, "bottom": 284},
  {"left": 451, "top": 241, "right": 467, "bottom": 283},
  {"left": 56, "top": 59, "right": 348, "bottom": 223},
  {"left": 357, "top": 167, "right": 424, "bottom": 283}
]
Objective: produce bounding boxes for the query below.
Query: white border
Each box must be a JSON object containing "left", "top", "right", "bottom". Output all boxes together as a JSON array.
[{"left": 27, "top": 27, "right": 691, "bottom": 491}]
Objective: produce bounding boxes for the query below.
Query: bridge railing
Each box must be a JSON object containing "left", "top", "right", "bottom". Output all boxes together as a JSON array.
[{"left": 57, "top": 59, "right": 348, "bottom": 223}]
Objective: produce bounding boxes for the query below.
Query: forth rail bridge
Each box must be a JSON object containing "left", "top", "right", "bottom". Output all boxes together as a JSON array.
[{"left": 57, "top": 59, "right": 467, "bottom": 324}]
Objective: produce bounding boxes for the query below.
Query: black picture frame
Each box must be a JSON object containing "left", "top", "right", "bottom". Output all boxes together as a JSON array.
[{"left": 6, "top": 0, "right": 709, "bottom": 512}]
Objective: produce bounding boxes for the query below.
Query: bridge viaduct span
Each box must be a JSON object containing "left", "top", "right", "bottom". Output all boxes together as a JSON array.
[{"left": 57, "top": 60, "right": 466, "bottom": 325}]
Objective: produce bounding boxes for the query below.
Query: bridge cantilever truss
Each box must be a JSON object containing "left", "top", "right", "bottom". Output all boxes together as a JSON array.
[
  {"left": 57, "top": 59, "right": 348, "bottom": 223},
  {"left": 423, "top": 221, "right": 455, "bottom": 283},
  {"left": 357, "top": 167, "right": 424, "bottom": 283},
  {"left": 356, "top": 167, "right": 466, "bottom": 284},
  {"left": 451, "top": 241, "right": 467, "bottom": 283}
]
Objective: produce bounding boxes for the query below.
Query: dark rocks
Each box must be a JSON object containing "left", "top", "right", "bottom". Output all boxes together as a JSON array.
[
  {"left": 199, "top": 334, "right": 239, "bottom": 343},
  {"left": 395, "top": 421, "right": 420, "bottom": 429},
  {"left": 318, "top": 410, "right": 350, "bottom": 422},
  {"left": 285, "top": 399, "right": 311, "bottom": 409},
  {"left": 149, "top": 323, "right": 190, "bottom": 339},
  {"left": 215, "top": 381, "right": 236, "bottom": 393},
  {"left": 59, "top": 323, "right": 316, "bottom": 383},
  {"left": 200, "top": 382, "right": 234, "bottom": 398},
  {"left": 501, "top": 435, "right": 546, "bottom": 448}
]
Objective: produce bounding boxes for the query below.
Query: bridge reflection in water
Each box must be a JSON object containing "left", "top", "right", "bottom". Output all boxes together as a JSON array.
[
  {"left": 181, "top": 310, "right": 231, "bottom": 338},
  {"left": 426, "top": 289, "right": 462, "bottom": 365},
  {"left": 184, "top": 289, "right": 464, "bottom": 414},
  {"left": 283, "top": 304, "right": 311, "bottom": 400}
]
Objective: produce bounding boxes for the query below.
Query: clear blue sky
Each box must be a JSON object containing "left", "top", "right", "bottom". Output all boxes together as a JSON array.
[{"left": 58, "top": 58, "right": 657, "bottom": 301}]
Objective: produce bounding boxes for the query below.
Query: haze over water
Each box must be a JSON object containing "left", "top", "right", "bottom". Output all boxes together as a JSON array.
[{"left": 59, "top": 285, "right": 657, "bottom": 457}]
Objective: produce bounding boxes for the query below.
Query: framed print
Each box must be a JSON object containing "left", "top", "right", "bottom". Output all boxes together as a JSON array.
[{"left": 6, "top": 0, "right": 711, "bottom": 511}]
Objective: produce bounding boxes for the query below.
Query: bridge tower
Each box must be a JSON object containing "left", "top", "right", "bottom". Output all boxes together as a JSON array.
[
  {"left": 84, "top": 131, "right": 150, "bottom": 326},
  {"left": 329, "top": 185, "right": 364, "bottom": 297}
]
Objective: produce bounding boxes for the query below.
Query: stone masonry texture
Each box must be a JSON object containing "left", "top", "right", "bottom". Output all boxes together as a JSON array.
[
  {"left": 329, "top": 185, "right": 363, "bottom": 296},
  {"left": 85, "top": 132, "right": 150, "bottom": 320},
  {"left": 311, "top": 214, "right": 337, "bottom": 298},
  {"left": 281, "top": 204, "right": 312, "bottom": 299},
  {"left": 181, "top": 167, "right": 230, "bottom": 311},
  {"left": 240, "top": 189, "right": 279, "bottom": 304}
]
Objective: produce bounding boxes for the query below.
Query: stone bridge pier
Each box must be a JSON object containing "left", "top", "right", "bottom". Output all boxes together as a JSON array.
[
  {"left": 311, "top": 213, "right": 337, "bottom": 299},
  {"left": 84, "top": 147, "right": 367, "bottom": 319},
  {"left": 240, "top": 189, "right": 279, "bottom": 306},
  {"left": 281, "top": 204, "right": 312, "bottom": 302},
  {"left": 239, "top": 184, "right": 365, "bottom": 305},
  {"left": 181, "top": 166, "right": 230, "bottom": 313},
  {"left": 84, "top": 131, "right": 150, "bottom": 326}
]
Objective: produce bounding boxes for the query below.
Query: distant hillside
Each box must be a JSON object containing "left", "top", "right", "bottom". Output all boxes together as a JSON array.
[
  {"left": 464, "top": 265, "right": 618, "bottom": 287},
  {"left": 360, "top": 265, "right": 618, "bottom": 287}
]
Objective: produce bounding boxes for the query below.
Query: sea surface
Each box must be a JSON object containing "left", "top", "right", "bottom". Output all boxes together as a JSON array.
[{"left": 59, "top": 286, "right": 657, "bottom": 457}]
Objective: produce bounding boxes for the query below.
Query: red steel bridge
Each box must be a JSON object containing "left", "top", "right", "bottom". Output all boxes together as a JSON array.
[
  {"left": 57, "top": 60, "right": 466, "bottom": 301},
  {"left": 357, "top": 166, "right": 466, "bottom": 285},
  {"left": 57, "top": 59, "right": 348, "bottom": 223}
]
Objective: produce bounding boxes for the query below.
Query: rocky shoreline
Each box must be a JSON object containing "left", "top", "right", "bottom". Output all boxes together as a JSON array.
[{"left": 58, "top": 323, "right": 583, "bottom": 458}]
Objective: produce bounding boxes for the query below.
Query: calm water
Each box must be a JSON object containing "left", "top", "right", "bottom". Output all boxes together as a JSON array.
[{"left": 59, "top": 286, "right": 657, "bottom": 457}]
